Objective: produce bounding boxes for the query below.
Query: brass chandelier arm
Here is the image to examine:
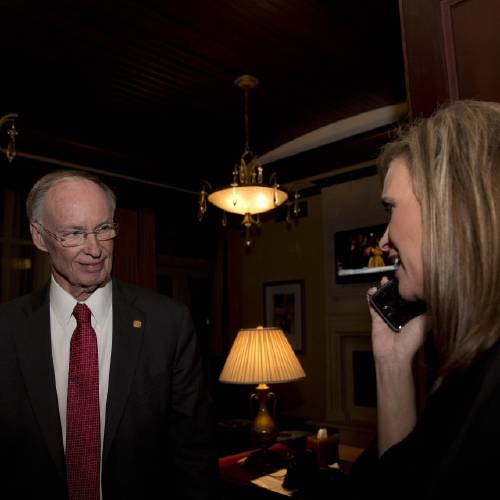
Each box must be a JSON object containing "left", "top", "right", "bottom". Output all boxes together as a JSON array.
[{"left": 0, "top": 112, "right": 18, "bottom": 128}]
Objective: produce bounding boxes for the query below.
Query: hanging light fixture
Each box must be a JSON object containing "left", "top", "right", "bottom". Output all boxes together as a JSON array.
[
  {"left": 0, "top": 112, "right": 19, "bottom": 162},
  {"left": 198, "top": 75, "right": 288, "bottom": 246}
]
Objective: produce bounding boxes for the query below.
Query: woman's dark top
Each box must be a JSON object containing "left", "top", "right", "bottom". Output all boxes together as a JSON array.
[{"left": 351, "top": 340, "right": 500, "bottom": 499}]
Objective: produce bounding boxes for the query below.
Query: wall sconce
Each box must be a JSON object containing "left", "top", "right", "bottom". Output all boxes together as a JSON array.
[{"left": 0, "top": 112, "right": 19, "bottom": 162}]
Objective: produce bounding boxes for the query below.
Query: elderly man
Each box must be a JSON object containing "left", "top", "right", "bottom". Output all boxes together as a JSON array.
[{"left": 0, "top": 170, "right": 216, "bottom": 499}]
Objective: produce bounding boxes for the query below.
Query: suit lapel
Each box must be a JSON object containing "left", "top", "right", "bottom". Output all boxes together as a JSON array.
[
  {"left": 15, "top": 286, "right": 66, "bottom": 479},
  {"left": 103, "top": 280, "right": 144, "bottom": 461}
]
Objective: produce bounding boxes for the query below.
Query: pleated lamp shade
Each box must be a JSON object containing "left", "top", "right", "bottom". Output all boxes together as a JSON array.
[{"left": 219, "top": 326, "right": 306, "bottom": 384}]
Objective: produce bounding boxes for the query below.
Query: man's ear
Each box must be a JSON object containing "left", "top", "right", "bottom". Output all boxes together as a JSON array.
[{"left": 30, "top": 223, "right": 48, "bottom": 253}]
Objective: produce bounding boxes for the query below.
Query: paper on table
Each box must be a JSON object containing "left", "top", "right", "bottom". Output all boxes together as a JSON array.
[{"left": 251, "top": 468, "right": 294, "bottom": 497}]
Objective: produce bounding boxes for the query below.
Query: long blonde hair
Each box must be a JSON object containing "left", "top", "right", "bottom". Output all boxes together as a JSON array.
[{"left": 379, "top": 100, "right": 500, "bottom": 376}]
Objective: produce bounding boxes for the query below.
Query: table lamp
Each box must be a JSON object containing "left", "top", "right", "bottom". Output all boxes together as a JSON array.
[{"left": 219, "top": 325, "right": 306, "bottom": 469}]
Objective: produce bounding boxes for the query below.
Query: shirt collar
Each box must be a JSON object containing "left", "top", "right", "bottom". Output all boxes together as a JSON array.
[{"left": 49, "top": 276, "right": 112, "bottom": 326}]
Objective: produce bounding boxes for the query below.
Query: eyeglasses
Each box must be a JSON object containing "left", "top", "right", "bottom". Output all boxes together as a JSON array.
[{"left": 36, "top": 222, "right": 119, "bottom": 247}]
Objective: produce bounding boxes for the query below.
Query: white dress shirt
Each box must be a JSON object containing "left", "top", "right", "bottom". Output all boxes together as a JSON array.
[{"left": 49, "top": 276, "right": 113, "bottom": 475}]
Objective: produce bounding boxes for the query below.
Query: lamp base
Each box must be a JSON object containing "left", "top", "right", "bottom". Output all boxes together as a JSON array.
[{"left": 243, "top": 447, "right": 285, "bottom": 472}]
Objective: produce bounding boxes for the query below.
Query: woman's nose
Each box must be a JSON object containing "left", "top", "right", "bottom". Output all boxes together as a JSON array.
[{"left": 379, "top": 226, "right": 390, "bottom": 250}]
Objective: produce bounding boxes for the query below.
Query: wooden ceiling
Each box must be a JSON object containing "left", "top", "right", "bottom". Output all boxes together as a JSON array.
[{"left": 1, "top": 0, "right": 406, "bottom": 194}]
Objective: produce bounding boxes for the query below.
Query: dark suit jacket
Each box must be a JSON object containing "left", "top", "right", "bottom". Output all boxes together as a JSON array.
[{"left": 0, "top": 279, "right": 217, "bottom": 499}]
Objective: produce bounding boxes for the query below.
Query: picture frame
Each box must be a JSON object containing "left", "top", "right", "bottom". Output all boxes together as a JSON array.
[{"left": 263, "top": 280, "right": 305, "bottom": 353}]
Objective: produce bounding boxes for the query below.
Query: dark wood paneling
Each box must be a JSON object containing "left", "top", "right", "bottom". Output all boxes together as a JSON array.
[
  {"left": 441, "top": 0, "right": 500, "bottom": 102},
  {"left": 399, "top": 0, "right": 450, "bottom": 117},
  {"left": 400, "top": 0, "right": 500, "bottom": 117}
]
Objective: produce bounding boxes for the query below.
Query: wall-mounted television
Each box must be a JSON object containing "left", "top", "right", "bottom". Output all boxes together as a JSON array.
[{"left": 334, "top": 224, "right": 396, "bottom": 284}]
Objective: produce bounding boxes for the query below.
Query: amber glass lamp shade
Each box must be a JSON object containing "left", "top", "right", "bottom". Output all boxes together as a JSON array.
[{"left": 208, "top": 185, "right": 288, "bottom": 215}]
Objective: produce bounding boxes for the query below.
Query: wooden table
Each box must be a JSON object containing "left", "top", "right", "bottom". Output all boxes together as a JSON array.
[{"left": 218, "top": 442, "right": 365, "bottom": 499}]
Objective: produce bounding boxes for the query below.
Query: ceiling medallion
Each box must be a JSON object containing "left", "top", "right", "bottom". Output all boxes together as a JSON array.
[{"left": 198, "top": 75, "right": 288, "bottom": 246}]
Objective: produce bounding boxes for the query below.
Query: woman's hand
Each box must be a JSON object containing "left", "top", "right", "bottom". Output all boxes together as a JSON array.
[
  {"left": 367, "top": 278, "right": 429, "bottom": 369},
  {"left": 367, "top": 278, "right": 430, "bottom": 456}
]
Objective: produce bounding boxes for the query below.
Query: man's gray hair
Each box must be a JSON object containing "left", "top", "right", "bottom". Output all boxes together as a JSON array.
[{"left": 26, "top": 170, "right": 117, "bottom": 223}]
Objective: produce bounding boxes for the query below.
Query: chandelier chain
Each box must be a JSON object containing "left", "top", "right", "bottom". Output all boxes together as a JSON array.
[{"left": 244, "top": 88, "right": 250, "bottom": 152}]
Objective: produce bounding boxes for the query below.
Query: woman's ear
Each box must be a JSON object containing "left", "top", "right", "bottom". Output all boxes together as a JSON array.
[{"left": 30, "top": 223, "right": 48, "bottom": 252}]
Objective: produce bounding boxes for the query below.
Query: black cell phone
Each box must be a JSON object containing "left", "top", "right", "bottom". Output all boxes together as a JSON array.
[{"left": 369, "top": 279, "right": 426, "bottom": 332}]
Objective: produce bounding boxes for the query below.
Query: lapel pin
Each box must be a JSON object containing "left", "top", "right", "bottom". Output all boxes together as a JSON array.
[{"left": 133, "top": 320, "right": 142, "bottom": 328}]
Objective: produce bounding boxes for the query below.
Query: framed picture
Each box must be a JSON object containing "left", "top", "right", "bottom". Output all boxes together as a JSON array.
[
  {"left": 334, "top": 223, "right": 396, "bottom": 284},
  {"left": 263, "top": 280, "right": 304, "bottom": 353}
]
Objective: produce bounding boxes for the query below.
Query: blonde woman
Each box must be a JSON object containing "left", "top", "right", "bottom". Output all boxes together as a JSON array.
[{"left": 355, "top": 100, "right": 500, "bottom": 499}]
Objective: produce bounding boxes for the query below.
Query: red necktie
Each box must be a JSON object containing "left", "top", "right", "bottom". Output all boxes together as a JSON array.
[{"left": 66, "top": 303, "right": 100, "bottom": 500}]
